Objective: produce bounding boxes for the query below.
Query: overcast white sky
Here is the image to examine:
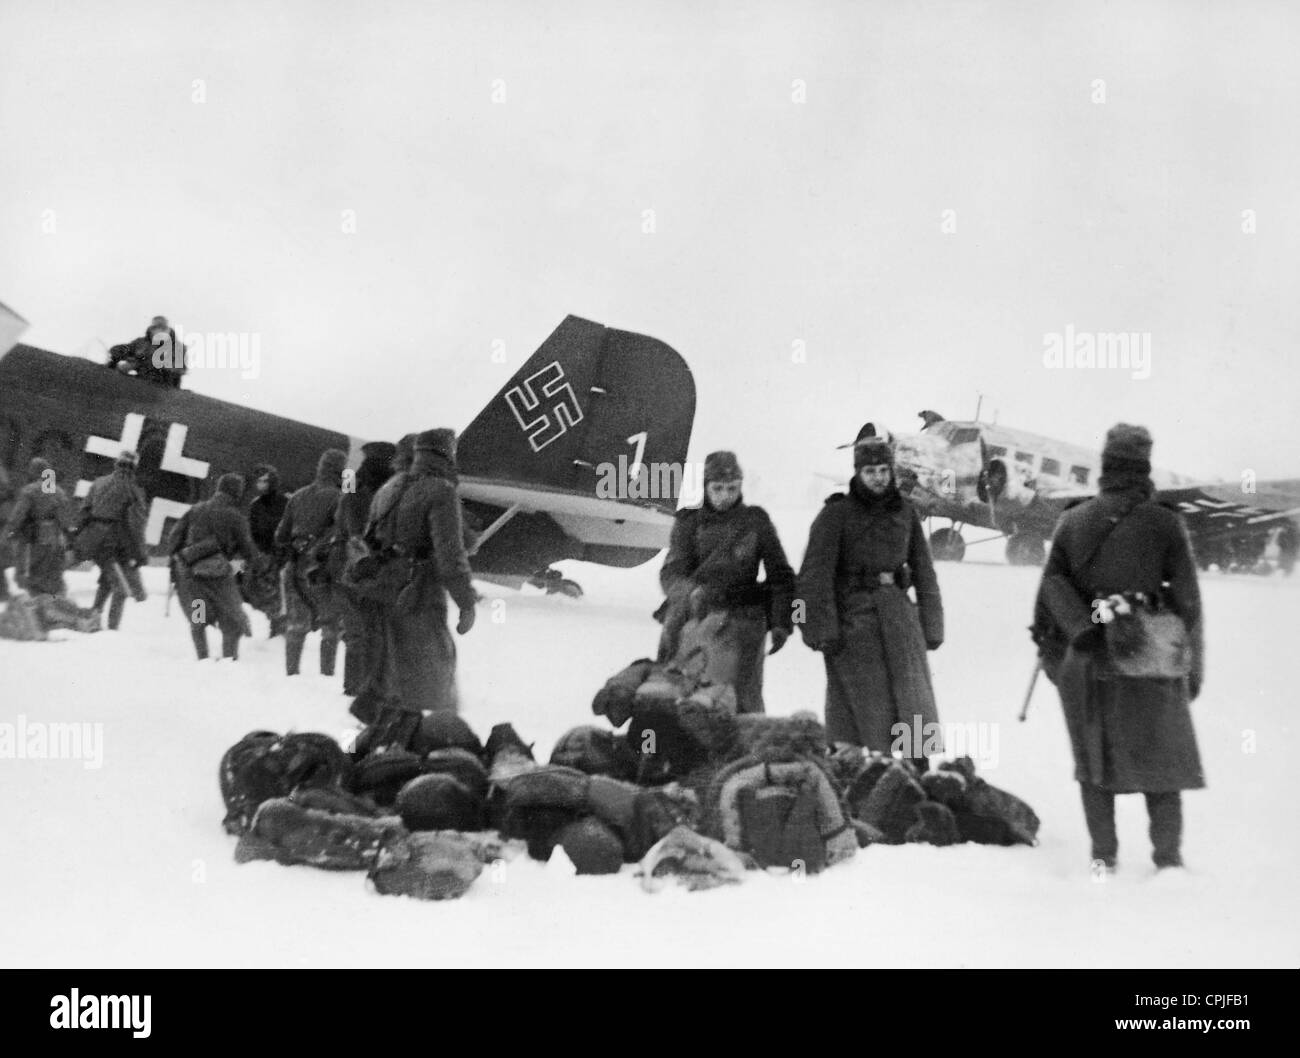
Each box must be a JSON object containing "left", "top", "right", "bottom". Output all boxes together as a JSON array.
[{"left": 2, "top": 0, "right": 1296, "bottom": 504}]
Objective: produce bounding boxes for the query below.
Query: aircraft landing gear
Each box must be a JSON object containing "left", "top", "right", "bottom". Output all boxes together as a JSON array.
[
  {"left": 929, "top": 527, "right": 966, "bottom": 562},
  {"left": 1006, "top": 533, "right": 1046, "bottom": 566},
  {"left": 527, "top": 568, "right": 584, "bottom": 598}
]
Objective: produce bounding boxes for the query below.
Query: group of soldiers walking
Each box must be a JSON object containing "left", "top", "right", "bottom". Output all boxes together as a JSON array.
[
  {"left": 163, "top": 428, "right": 478, "bottom": 747},
  {"left": 0, "top": 426, "right": 479, "bottom": 733}
]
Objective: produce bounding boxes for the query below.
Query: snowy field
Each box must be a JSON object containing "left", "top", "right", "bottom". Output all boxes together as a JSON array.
[{"left": 2, "top": 505, "right": 1297, "bottom": 969}]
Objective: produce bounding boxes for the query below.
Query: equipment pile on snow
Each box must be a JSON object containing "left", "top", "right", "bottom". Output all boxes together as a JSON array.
[{"left": 217, "top": 673, "right": 1038, "bottom": 900}]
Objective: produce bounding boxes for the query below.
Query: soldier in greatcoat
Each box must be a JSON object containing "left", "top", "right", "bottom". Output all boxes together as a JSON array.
[
  {"left": 1035, "top": 423, "right": 1204, "bottom": 872},
  {"left": 797, "top": 435, "right": 944, "bottom": 768}
]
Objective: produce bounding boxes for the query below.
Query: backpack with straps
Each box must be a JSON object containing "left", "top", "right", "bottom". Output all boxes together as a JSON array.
[
  {"left": 711, "top": 756, "right": 857, "bottom": 873},
  {"left": 339, "top": 474, "right": 416, "bottom": 603},
  {"left": 219, "top": 731, "right": 351, "bottom": 836}
]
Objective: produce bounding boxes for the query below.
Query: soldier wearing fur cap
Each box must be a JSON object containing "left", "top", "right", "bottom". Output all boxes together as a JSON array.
[
  {"left": 364, "top": 427, "right": 478, "bottom": 721},
  {"left": 1035, "top": 423, "right": 1204, "bottom": 872},
  {"left": 168, "top": 473, "right": 260, "bottom": 660},
  {"left": 796, "top": 432, "right": 944, "bottom": 765},
  {"left": 657, "top": 450, "right": 796, "bottom": 714},
  {"left": 79, "top": 449, "right": 149, "bottom": 630},
  {"left": 5, "top": 457, "right": 76, "bottom": 597},
  {"left": 275, "top": 448, "right": 349, "bottom": 677}
]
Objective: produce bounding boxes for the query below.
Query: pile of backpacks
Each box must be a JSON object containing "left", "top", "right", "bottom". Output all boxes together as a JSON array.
[{"left": 218, "top": 661, "right": 1039, "bottom": 901}]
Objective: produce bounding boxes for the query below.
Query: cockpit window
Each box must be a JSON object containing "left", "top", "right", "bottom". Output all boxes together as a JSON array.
[
  {"left": 1040, "top": 457, "right": 1060, "bottom": 476},
  {"left": 986, "top": 445, "right": 1007, "bottom": 459},
  {"left": 1015, "top": 451, "right": 1035, "bottom": 465},
  {"left": 1070, "top": 465, "right": 1090, "bottom": 485},
  {"left": 951, "top": 427, "right": 981, "bottom": 445}
]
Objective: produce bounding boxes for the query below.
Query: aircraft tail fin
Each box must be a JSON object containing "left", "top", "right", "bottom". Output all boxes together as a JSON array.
[{"left": 457, "top": 315, "right": 695, "bottom": 514}]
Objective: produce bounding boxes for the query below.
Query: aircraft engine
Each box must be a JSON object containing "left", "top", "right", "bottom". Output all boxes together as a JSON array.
[{"left": 978, "top": 458, "right": 1035, "bottom": 507}]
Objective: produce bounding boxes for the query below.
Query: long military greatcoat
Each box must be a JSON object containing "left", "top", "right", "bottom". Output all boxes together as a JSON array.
[
  {"left": 797, "top": 479, "right": 944, "bottom": 751},
  {"left": 367, "top": 451, "right": 476, "bottom": 714},
  {"left": 1036, "top": 475, "right": 1205, "bottom": 793}
]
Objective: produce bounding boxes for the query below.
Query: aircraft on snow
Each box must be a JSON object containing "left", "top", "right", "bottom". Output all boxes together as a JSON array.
[
  {"left": 0, "top": 305, "right": 696, "bottom": 598},
  {"left": 832, "top": 411, "right": 1300, "bottom": 571}
]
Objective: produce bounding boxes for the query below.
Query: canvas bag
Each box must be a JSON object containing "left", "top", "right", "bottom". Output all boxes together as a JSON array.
[
  {"left": 1084, "top": 508, "right": 1191, "bottom": 680},
  {"left": 1104, "top": 605, "right": 1192, "bottom": 679}
]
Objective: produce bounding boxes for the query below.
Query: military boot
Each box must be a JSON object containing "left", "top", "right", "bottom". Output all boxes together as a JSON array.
[
  {"left": 1146, "top": 791, "right": 1183, "bottom": 869},
  {"left": 222, "top": 630, "right": 240, "bottom": 661},
  {"left": 92, "top": 580, "right": 112, "bottom": 613},
  {"left": 321, "top": 635, "right": 339, "bottom": 677},
  {"left": 122, "top": 562, "right": 147, "bottom": 603},
  {"left": 1080, "top": 783, "right": 1118, "bottom": 869},
  {"left": 285, "top": 635, "right": 305, "bottom": 676},
  {"left": 343, "top": 642, "right": 368, "bottom": 696},
  {"left": 190, "top": 624, "right": 210, "bottom": 661},
  {"left": 107, "top": 592, "right": 126, "bottom": 631}
]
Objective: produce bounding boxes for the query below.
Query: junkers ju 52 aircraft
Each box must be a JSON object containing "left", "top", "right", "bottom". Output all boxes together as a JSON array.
[
  {"left": 0, "top": 306, "right": 696, "bottom": 598},
  {"left": 843, "top": 411, "right": 1299, "bottom": 571}
]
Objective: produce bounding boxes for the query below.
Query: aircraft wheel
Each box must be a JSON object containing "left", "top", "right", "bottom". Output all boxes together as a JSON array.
[
  {"left": 929, "top": 528, "right": 966, "bottom": 562},
  {"left": 1006, "top": 533, "right": 1046, "bottom": 566}
]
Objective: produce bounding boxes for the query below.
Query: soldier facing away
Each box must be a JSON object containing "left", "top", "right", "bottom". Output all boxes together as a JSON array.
[
  {"left": 168, "top": 473, "right": 260, "bottom": 660},
  {"left": 1034, "top": 423, "right": 1204, "bottom": 873},
  {"left": 275, "top": 449, "right": 348, "bottom": 677},
  {"left": 78, "top": 449, "right": 149, "bottom": 629},
  {"left": 5, "top": 457, "right": 77, "bottom": 597},
  {"left": 335, "top": 440, "right": 397, "bottom": 696},
  {"left": 363, "top": 428, "right": 477, "bottom": 741}
]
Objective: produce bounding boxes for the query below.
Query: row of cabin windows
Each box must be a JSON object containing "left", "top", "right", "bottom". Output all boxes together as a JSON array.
[{"left": 985, "top": 445, "right": 1091, "bottom": 485}]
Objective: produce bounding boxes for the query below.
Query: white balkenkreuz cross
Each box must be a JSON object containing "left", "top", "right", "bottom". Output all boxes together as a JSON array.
[{"left": 75, "top": 413, "right": 211, "bottom": 544}]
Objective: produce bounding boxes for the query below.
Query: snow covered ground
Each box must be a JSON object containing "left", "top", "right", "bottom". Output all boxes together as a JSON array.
[{"left": 2, "top": 505, "right": 1297, "bottom": 968}]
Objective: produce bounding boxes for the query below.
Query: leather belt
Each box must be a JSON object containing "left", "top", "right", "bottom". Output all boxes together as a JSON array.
[{"left": 851, "top": 571, "right": 897, "bottom": 591}]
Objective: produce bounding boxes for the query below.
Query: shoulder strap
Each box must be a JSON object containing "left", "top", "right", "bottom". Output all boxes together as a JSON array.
[
  {"left": 693, "top": 514, "right": 750, "bottom": 575},
  {"left": 1076, "top": 498, "right": 1141, "bottom": 583},
  {"left": 364, "top": 474, "right": 413, "bottom": 547}
]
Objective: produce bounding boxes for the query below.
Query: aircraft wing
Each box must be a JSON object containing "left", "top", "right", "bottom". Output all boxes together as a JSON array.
[
  {"left": 1021, "top": 480, "right": 1300, "bottom": 545},
  {"left": 1034, "top": 482, "right": 1096, "bottom": 503},
  {"left": 1155, "top": 481, "right": 1300, "bottom": 539}
]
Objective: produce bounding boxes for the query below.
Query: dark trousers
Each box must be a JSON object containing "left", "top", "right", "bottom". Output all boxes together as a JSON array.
[
  {"left": 1080, "top": 783, "right": 1183, "bottom": 868},
  {"left": 282, "top": 565, "right": 341, "bottom": 676},
  {"left": 93, "top": 554, "right": 145, "bottom": 629}
]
